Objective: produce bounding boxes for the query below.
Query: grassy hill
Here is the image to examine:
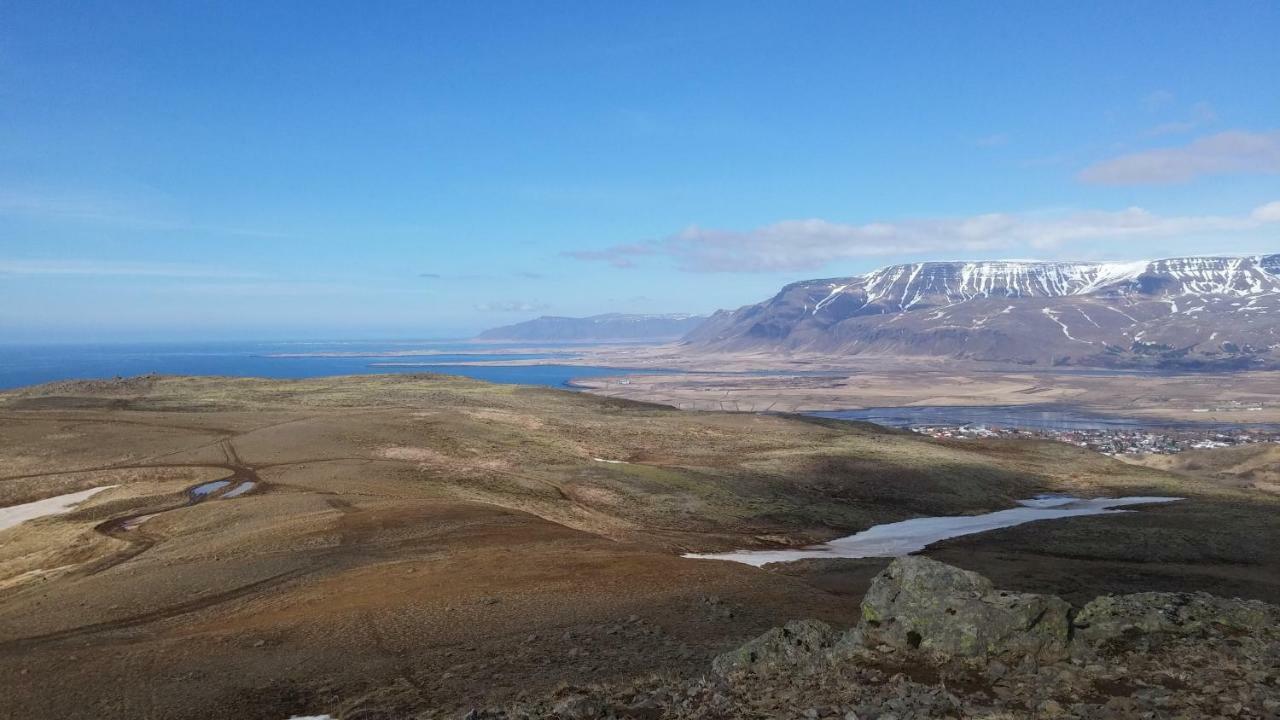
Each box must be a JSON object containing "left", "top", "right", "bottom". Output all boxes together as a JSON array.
[{"left": 1, "top": 374, "right": 1275, "bottom": 719}]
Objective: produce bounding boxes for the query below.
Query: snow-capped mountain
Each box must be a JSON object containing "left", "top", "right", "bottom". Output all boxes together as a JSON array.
[
  {"left": 684, "top": 255, "right": 1280, "bottom": 369},
  {"left": 477, "top": 313, "right": 707, "bottom": 341}
]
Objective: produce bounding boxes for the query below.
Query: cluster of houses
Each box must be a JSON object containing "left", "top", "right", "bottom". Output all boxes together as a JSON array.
[{"left": 909, "top": 424, "right": 1279, "bottom": 456}]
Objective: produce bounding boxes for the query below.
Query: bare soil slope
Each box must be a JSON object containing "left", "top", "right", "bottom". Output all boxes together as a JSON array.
[{"left": 1123, "top": 441, "right": 1280, "bottom": 494}]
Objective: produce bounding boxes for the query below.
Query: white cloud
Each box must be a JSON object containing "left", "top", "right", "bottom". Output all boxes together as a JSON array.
[
  {"left": 568, "top": 201, "right": 1280, "bottom": 273},
  {"left": 1253, "top": 201, "right": 1280, "bottom": 223},
  {"left": 1078, "top": 130, "right": 1280, "bottom": 185}
]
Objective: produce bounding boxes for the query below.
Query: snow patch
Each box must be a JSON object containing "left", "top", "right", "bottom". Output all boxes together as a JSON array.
[
  {"left": 685, "top": 496, "right": 1182, "bottom": 566},
  {"left": 1041, "top": 308, "right": 1093, "bottom": 344},
  {"left": 0, "top": 486, "right": 118, "bottom": 532}
]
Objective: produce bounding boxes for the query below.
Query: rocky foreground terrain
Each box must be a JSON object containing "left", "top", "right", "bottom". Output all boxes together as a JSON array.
[
  {"left": 686, "top": 255, "right": 1280, "bottom": 370},
  {"left": 473, "top": 557, "right": 1280, "bottom": 720}
]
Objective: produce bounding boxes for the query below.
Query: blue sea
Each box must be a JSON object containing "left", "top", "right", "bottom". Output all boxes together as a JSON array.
[{"left": 0, "top": 340, "right": 660, "bottom": 391}]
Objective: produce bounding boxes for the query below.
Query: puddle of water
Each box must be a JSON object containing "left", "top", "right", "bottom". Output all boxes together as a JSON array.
[
  {"left": 684, "top": 496, "right": 1182, "bottom": 567},
  {"left": 220, "top": 481, "right": 257, "bottom": 498},
  {"left": 190, "top": 480, "right": 231, "bottom": 498},
  {"left": 0, "top": 486, "right": 118, "bottom": 532}
]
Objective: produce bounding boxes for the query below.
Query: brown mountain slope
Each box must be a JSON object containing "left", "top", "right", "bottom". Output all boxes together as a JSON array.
[{"left": 1123, "top": 441, "right": 1280, "bottom": 494}]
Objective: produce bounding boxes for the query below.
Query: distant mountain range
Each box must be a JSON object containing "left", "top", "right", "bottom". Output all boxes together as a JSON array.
[
  {"left": 477, "top": 313, "right": 707, "bottom": 341},
  {"left": 684, "top": 255, "right": 1280, "bottom": 370}
]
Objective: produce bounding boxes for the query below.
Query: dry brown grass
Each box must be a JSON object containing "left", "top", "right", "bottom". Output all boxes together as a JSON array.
[{"left": 0, "top": 374, "right": 1275, "bottom": 720}]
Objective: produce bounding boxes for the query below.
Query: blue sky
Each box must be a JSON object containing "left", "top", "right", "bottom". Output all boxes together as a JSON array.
[{"left": 2, "top": 1, "right": 1278, "bottom": 341}]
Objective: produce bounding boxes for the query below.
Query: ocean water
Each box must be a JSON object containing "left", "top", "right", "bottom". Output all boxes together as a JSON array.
[{"left": 0, "top": 340, "right": 656, "bottom": 391}]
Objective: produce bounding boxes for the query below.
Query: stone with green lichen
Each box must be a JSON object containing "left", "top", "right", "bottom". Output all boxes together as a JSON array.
[
  {"left": 1074, "top": 590, "right": 1280, "bottom": 649},
  {"left": 857, "top": 556, "right": 1072, "bottom": 661},
  {"left": 711, "top": 619, "right": 839, "bottom": 675}
]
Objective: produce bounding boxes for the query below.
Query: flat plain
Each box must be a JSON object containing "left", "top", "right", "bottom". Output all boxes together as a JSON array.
[{"left": 568, "top": 351, "right": 1280, "bottom": 422}]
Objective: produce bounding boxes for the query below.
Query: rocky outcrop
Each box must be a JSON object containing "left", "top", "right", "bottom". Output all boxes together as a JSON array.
[
  {"left": 721, "top": 557, "right": 1280, "bottom": 668},
  {"left": 1074, "top": 590, "right": 1280, "bottom": 649},
  {"left": 471, "top": 558, "right": 1280, "bottom": 719},
  {"left": 857, "top": 556, "right": 1072, "bottom": 661},
  {"left": 710, "top": 619, "right": 840, "bottom": 675}
]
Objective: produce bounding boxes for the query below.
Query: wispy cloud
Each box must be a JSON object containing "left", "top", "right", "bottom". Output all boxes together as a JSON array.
[
  {"left": 1142, "top": 89, "right": 1176, "bottom": 111},
  {"left": 160, "top": 281, "right": 417, "bottom": 297},
  {"left": 0, "top": 259, "right": 261, "bottom": 279},
  {"left": 0, "top": 188, "right": 291, "bottom": 239},
  {"left": 473, "top": 300, "right": 550, "bottom": 312},
  {"left": 1142, "top": 101, "right": 1217, "bottom": 138},
  {"left": 415, "top": 271, "right": 546, "bottom": 282},
  {"left": 1253, "top": 201, "right": 1280, "bottom": 223},
  {"left": 567, "top": 201, "right": 1280, "bottom": 273},
  {"left": 1078, "top": 130, "right": 1280, "bottom": 185},
  {"left": 972, "top": 133, "right": 1009, "bottom": 148}
]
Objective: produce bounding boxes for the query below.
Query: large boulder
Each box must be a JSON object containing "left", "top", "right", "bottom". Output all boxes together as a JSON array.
[
  {"left": 858, "top": 556, "right": 1072, "bottom": 661},
  {"left": 711, "top": 619, "right": 839, "bottom": 675},
  {"left": 1074, "top": 591, "right": 1280, "bottom": 649}
]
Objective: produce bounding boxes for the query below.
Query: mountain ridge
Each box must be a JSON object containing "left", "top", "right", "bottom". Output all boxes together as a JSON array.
[
  {"left": 477, "top": 312, "right": 706, "bottom": 341},
  {"left": 685, "top": 254, "right": 1280, "bottom": 369}
]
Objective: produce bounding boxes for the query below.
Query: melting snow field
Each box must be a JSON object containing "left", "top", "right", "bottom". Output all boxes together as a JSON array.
[
  {"left": 0, "top": 486, "right": 117, "bottom": 532},
  {"left": 684, "top": 496, "right": 1182, "bottom": 567}
]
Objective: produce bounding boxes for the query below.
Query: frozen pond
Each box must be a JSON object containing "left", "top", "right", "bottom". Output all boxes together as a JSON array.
[
  {"left": 190, "top": 480, "right": 231, "bottom": 498},
  {"left": 0, "top": 486, "right": 117, "bottom": 532},
  {"left": 685, "top": 496, "right": 1182, "bottom": 567}
]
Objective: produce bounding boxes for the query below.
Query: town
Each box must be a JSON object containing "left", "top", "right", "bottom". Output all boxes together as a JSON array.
[{"left": 909, "top": 423, "right": 1280, "bottom": 456}]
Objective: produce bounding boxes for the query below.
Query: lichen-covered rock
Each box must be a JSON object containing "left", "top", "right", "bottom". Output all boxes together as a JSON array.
[
  {"left": 711, "top": 619, "right": 839, "bottom": 675},
  {"left": 858, "top": 556, "right": 1072, "bottom": 661},
  {"left": 1074, "top": 590, "right": 1280, "bottom": 649},
  {"left": 476, "top": 559, "right": 1280, "bottom": 720}
]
